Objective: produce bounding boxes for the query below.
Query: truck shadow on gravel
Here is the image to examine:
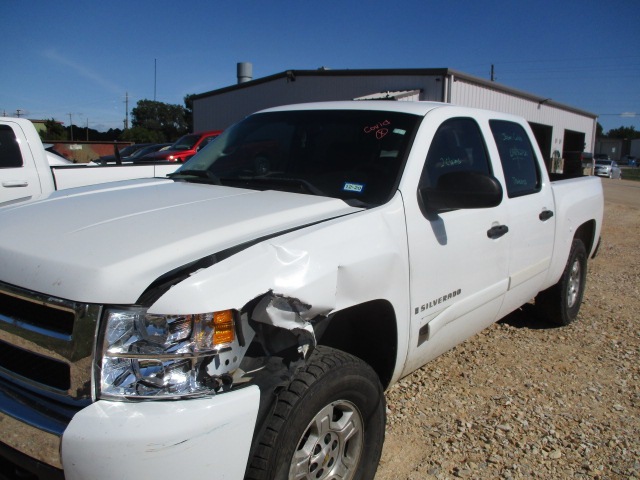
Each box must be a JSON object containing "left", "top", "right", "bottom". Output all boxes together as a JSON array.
[{"left": 498, "top": 303, "right": 562, "bottom": 330}]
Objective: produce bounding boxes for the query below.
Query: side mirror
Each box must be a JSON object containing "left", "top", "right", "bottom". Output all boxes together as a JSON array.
[{"left": 419, "top": 171, "right": 503, "bottom": 213}]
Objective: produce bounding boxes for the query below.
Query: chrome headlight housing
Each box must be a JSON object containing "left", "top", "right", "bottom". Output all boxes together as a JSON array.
[{"left": 98, "top": 307, "right": 241, "bottom": 400}]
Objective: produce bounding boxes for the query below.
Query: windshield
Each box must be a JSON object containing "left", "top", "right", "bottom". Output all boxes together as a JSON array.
[
  {"left": 171, "top": 109, "right": 421, "bottom": 206},
  {"left": 596, "top": 160, "right": 612, "bottom": 166},
  {"left": 172, "top": 134, "right": 200, "bottom": 150},
  {"left": 119, "top": 145, "right": 141, "bottom": 156}
]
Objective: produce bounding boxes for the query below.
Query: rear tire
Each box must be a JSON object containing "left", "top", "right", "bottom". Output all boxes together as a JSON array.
[
  {"left": 245, "top": 346, "right": 385, "bottom": 480},
  {"left": 535, "top": 239, "right": 587, "bottom": 326}
]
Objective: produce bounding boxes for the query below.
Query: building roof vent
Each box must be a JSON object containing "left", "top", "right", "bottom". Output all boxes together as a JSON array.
[{"left": 237, "top": 62, "right": 253, "bottom": 84}]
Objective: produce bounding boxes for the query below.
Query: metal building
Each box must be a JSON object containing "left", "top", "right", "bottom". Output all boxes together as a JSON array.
[{"left": 193, "top": 66, "right": 597, "bottom": 163}]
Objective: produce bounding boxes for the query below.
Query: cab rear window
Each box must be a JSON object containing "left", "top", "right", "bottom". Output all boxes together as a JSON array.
[{"left": 0, "top": 125, "right": 23, "bottom": 168}]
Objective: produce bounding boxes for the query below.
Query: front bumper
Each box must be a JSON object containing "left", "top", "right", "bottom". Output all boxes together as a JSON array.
[
  {"left": 61, "top": 385, "right": 260, "bottom": 480},
  {"left": 0, "top": 385, "right": 260, "bottom": 480}
]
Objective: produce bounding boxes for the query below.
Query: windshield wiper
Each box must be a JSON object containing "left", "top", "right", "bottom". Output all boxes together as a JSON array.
[
  {"left": 229, "top": 176, "right": 325, "bottom": 196},
  {"left": 169, "top": 169, "right": 221, "bottom": 185}
]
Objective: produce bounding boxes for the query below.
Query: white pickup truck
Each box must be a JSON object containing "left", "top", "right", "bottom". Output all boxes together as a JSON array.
[
  {"left": 0, "top": 118, "right": 180, "bottom": 207},
  {"left": 0, "top": 102, "right": 603, "bottom": 480}
]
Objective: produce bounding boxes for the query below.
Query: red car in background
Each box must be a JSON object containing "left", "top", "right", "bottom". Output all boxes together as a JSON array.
[{"left": 138, "top": 130, "right": 222, "bottom": 163}]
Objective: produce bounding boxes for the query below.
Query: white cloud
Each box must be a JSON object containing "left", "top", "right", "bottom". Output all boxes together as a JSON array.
[{"left": 43, "top": 49, "right": 123, "bottom": 95}]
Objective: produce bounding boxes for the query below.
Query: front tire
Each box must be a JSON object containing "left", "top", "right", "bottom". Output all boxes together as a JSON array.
[
  {"left": 535, "top": 238, "right": 587, "bottom": 325},
  {"left": 246, "top": 346, "right": 385, "bottom": 480}
]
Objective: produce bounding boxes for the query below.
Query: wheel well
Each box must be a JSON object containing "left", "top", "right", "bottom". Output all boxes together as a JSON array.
[
  {"left": 574, "top": 220, "right": 596, "bottom": 255},
  {"left": 315, "top": 300, "right": 398, "bottom": 389}
]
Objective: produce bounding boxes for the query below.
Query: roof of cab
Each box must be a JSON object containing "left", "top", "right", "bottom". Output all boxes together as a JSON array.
[{"left": 259, "top": 100, "right": 448, "bottom": 116}]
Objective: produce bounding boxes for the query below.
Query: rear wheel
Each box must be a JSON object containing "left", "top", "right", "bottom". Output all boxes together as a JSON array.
[
  {"left": 246, "top": 346, "right": 385, "bottom": 480},
  {"left": 535, "top": 238, "right": 587, "bottom": 326}
]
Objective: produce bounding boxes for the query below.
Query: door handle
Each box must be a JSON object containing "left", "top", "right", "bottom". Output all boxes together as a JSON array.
[
  {"left": 2, "top": 181, "right": 29, "bottom": 188},
  {"left": 539, "top": 210, "right": 554, "bottom": 221},
  {"left": 487, "top": 225, "right": 509, "bottom": 239}
]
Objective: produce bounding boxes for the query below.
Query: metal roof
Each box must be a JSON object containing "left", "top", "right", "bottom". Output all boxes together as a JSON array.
[{"left": 193, "top": 67, "right": 596, "bottom": 119}]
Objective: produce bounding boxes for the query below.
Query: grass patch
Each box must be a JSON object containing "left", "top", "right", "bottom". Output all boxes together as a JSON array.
[{"left": 622, "top": 168, "right": 640, "bottom": 181}]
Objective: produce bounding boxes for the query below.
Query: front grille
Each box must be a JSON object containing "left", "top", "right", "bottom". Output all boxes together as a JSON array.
[
  {"left": 0, "top": 282, "right": 99, "bottom": 470},
  {"left": 0, "top": 289, "right": 75, "bottom": 337},
  {"left": 0, "top": 340, "right": 70, "bottom": 391},
  {"left": 0, "top": 282, "right": 99, "bottom": 400}
]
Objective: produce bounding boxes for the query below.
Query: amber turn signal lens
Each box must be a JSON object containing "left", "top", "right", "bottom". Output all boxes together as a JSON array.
[{"left": 213, "top": 310, "right": 235, "bottom": 345}]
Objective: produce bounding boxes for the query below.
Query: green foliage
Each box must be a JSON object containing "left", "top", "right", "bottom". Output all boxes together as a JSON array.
[
  {"left": 120, "top": 126, "right": 165, "bottom": 143},
  {"left": 596, "top": 122, "right": 604, "bottom": 138},
  {"left": 131, "top": 99, "right": 188, "bottom": 142},
  {"left": 39, "top": 118, "right": 66, "bottom": 141},
  {"left": 184, "top": 93, "right": 196, "bottom": 132},
  {"left": 605, "top": 126, "right": 640, "bottom": 139}
]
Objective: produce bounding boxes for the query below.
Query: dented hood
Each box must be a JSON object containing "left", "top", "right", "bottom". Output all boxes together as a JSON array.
[{"left": 0, "top": 179, "right": 360, "bottom": 303}]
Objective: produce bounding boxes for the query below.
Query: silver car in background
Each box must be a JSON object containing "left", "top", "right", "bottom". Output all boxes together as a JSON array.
[{"left": 594, "top": 159, "right": 622, "bottom": 179}]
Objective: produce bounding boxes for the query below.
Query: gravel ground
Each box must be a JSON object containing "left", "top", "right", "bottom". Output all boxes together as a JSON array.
[{"left": 375, "top": 182, "right": 640, "bottom": 480}]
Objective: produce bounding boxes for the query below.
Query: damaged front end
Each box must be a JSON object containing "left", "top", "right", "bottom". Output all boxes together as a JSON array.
[
  {"left": 97, "top": 307, "right": 251, "bottom": 399},
  {"left": 96, "top": 292, "right": 328, "bottom": 401},
  {"left": 250, "top": 292, "right": 323, "bottom": 360}
]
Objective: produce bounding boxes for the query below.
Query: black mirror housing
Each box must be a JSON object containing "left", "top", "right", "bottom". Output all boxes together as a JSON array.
[{"left": 419, "top": 171, "right": 503, "bottom": 213}]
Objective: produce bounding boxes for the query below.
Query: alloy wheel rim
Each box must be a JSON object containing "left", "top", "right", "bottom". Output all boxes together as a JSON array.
[
  {"left": 289, "top": 400, "right": 364, "bottom": 480},
  {"left": 567, "top": 258, "right": 581, "bottom": 308}
]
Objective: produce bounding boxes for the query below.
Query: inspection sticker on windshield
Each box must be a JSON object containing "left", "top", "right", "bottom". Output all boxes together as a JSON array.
[{"left": 343, "top": 182, "right": 365, "bottom": 193}]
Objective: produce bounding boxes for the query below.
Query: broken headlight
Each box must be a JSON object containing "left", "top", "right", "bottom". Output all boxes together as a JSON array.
[{"left": 98, "top": 307, "right": 237, "bottom": 399}]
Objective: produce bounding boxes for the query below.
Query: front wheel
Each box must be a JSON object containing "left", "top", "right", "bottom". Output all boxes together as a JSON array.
[
  {"left": 535, "top": 238, "right": 587, "bottom": 325},
  {"left": 245, "top": 346, "right": 385, "bottom": 480}
]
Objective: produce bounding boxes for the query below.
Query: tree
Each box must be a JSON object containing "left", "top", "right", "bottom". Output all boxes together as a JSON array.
[
  {"left": 605, "top": 126, "right": 640, "bottom": 140},
  {"left": 596, "top": 122, "right": 604, "bottom": 138},
  {"left": 120, "top": 126, "right": 166, "bottom": 143},
  {"left": 184, "top": 93, "right": 196, "bottom": 132},
  {"left": 39, "top": 119, "right": 66, "bottom": 141},
  {"left": 131, "top": 99, "right": 188, "bottom": 142}
]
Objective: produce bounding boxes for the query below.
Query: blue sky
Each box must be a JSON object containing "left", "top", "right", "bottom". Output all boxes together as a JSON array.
[{"left": 2, "top": 0, "right": 639, "bottom": 133}]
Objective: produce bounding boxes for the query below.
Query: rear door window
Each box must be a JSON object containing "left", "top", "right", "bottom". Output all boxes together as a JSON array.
[{"left": 490, "top": 121, "right": 541, "bottom": 197}]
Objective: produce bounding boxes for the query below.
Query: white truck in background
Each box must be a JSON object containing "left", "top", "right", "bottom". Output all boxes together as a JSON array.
[
  {"left": 0, "top": 118, "right": 181, "bottom": 207},
  {"left": 0, "top": 102, "right": 603, "bottom": 479}
]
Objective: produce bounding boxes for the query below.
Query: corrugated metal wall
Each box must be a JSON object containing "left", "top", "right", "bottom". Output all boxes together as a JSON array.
[{"left": 450, "top": 78, "right": 595, "bottom": 156}]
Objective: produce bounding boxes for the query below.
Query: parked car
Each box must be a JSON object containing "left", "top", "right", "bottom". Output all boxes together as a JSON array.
[
  {"left": 138, "top": 130, "right": 222, "bottom": 163},
  {"left": 95, "top": 143, "right": 155, "bottom": 164},
  {"left": 0, "top": 119, "right": 183, "bottom": 206},
  {"left": 620, "top": 155, "right": 637, "bottom": 167},
  {"left": 126, "top": 143, "right": 172, "bottom": 161},
  {"left": 594, "top": 159, "right": 622, "bottom": 179}
]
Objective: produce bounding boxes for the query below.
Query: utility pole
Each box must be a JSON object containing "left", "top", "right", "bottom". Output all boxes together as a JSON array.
[
  {"left": 15, "top": 109, "right": 23, "bottom": 118},
  {"left": 490, "top": 64, "right": 495, "bottom": 82},
  {"left": 67, "top": 113, "right": 74, "bottom": 141},
  {"left": 86, "top": 118, "right": 89, "bottom": 141},
  {"left": 124, "top": 92, "right": 129, "bottom": 129},
  {"left": 154, "top": 59, "right": 157, "bottom": 102}
]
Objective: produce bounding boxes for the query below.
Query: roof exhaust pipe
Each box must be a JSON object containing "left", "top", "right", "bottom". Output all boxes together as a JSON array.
[{"left": 237, "top": 62, "right": 253, "bottom": 84}]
